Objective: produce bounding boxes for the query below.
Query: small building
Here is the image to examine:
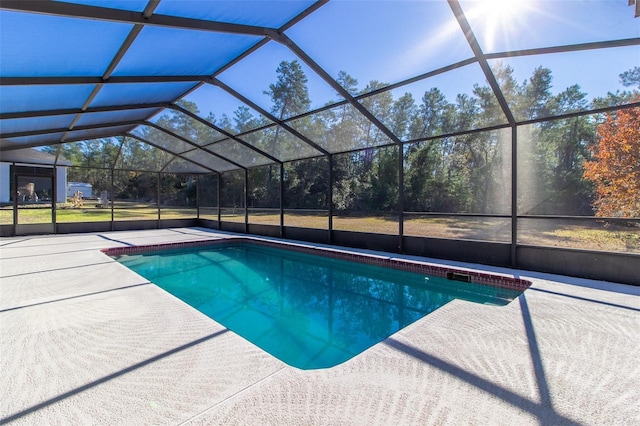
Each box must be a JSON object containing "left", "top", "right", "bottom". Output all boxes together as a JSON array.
[
  {"left": 67, "top": 182, "right": 93, "bottom": 199},
  {"left": 0, "top": 148, "right": 70, "bottom": 203}
]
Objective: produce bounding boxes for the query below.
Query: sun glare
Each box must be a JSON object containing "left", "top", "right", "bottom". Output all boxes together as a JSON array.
[
  {"left": 478, "top": 0, "right": 525, "bottom": 20},
  {"left": 465, "top": 0, "right": 537, "bottom": 51}
]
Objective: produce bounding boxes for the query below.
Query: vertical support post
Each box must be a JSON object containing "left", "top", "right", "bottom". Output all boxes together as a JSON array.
[
  {"left": 52, "top": 166, "right": 57, "bottom": 234},
  {"left": 217, "top": 172, "right": 221, "bottom": 229},
  {"left": 511, "top": 125, "right": 518, "bottom": 268},
  {"left": 52, "top": 144, "right": 60, "bottom": 234},
  {"left": 328, "top": 154, "right": 333, "bottom": 245},
  {"left": 157, "top": 172, "right": 161, "bottom": 228},
  {"left": 196, "top": 175, "right": 200, "bottom": 220},
  {"left": 12, "top": 165, "right": 17, "bottom": 236},
  {"left": 111, "top": 136, "right": 123, "bottom": 232},
  {"left": 244, "top": 168, "right": 249, "bottom": 234},
  {"left": 279, "top": 163, "right": 284, "bottom": 238},
  {"left": 398, "top": 145, "right": 404, "bottom": 253},
  {"left": 110, "top": 168, "right": 115, "bottom": 231}
]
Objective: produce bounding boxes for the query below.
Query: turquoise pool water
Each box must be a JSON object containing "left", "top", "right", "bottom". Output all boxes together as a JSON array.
[{"left": 115, "top": 243, "right": 520, "bottom": 369}]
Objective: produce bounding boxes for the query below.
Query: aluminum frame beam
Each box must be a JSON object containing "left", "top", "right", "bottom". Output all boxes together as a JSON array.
[
  {"left": 169, "top": 103, "right": 283, "bottom": 165},
  {"left": 1, "top": 119, "right": 144, "bottom": 140},
  {"left": 0, "top": 1, "right": 275, "bottom": 37},
  {"left": 275, "top": 33, "right": 404, "bottom": 146},
  {"left": 126, "top": 133, "right": 218, "bottom": 174},
  {"left": 142, "top": 121, "right": 247, "bottom": 171},
  {"left": 0, "top": 102, "right": 170, "bottom": 120},
  {"left": 210, "top": 79, "right": 331, "bottom": 157}
]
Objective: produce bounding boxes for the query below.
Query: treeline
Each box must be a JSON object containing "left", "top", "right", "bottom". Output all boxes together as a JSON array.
[{"left": 57, "top": 62, "right": 638, "bottom": 216}]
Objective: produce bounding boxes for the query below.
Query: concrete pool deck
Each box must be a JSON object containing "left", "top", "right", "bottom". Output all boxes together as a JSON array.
[{"left": 1, "top": 228, "right": 638, "bottom": 425}]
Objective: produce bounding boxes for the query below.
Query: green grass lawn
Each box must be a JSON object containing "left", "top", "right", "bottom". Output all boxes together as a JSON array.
[
  {"left": 0, "top": 203, "right": 197, "bottom": 224},
  {"left": 241, "top": 212, "right": 640, "bottom": 253},
  {"left": 1, "top": 206, "right": 638, "bottom": 254}
]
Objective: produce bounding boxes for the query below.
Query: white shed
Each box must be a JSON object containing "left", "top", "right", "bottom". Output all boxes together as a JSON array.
[{"left": 67, "top": 182, "right": 93, "bottom": 199}]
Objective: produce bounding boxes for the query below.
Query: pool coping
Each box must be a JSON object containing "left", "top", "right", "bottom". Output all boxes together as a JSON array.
[{"left": 101, "top": 237, "right": 531, "bottom": 293}]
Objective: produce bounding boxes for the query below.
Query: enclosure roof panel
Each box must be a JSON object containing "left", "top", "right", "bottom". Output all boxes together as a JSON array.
[
  {"left": 180, "top": 84, "right": 274, "bottom": 134},
  {"left": 153, "top": 0, "right": 316, "bottom": 28},
  {"left": 203, "top": 138, "right": 275, "bottom": 168},
  {"left": 180, "top": 148, "right": 239, "bottom": 173},
  {"left": 1, "top": 0, "right": 638, "bottom": 172},
  {"left": 216, "top": 40, "right": 344, "bottom": 117},
  {"left": 64, "top": 125, "right": 138, "bottom": 143},
  {"left": 148, "top": 109, "right": 228, "bottom": 145},
  {"left": 88, "top": 82, "right": 198, "bottom": 109},
  {"left": 0, "top": 115, "right": 77, "bottom": 135},
  {"left": 0, "top": 85, "right": 97, "bottom": 114},
  {"left": 111, "top": 26, "right": 262, "bottom": 77},
  {"left": 75, "top": 108, "right": 163, "bottom": 128},
  {"left": 163, "top": 156, "right": 216, "bottom": 174},
  {"left": 1, "top": 132, "right": 68, "bottom": 150},
  {"left": 131, "top": 125, "right": 194, "bottom": 154},
  {"left": 0, "top": 147, "right": 71, "bottom": 166},
  {"left": 0, "top": 10, "right": 133, "bottom": 77},
  {"left": 115, "top": 137, "right": 173, "bottom": 172},
  {"left": 238, "top": 126, "right": 322, "bottom": 162}
]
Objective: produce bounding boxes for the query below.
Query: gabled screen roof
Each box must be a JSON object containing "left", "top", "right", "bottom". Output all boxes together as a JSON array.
[{"left": 1, "top": 0, "right": 638, "bottom": 173}]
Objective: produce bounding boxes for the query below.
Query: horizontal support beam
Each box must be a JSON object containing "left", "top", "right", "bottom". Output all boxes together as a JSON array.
[
  {"left": 126, "top": 133, "right": 217, "bottom": 173},
  {"left": 143, "top": 121, "right": 247, "bottom": 171},
  {"left": 210, "top": 79, "right": 331, "bottom": 156},
  {"left": 0, "top": 75, "right": 210, "bottom": 86},
  {"left": 1, "top": 119, "right": 144, "bottom": 139},
  {"left": 0, "top": 102, "right": 171, "bottom": 120},
  {"left": 486, "top": 37, "right": 640, "bottom": 60},
  {"left": 168, "top": 103, "right": 282, "bottom": 165},
  {"left": 279, "top": 34, "right": 403, "bottom": 146},
  {"left": 0, "top": 1, "right": 273, "bottom": 37}
]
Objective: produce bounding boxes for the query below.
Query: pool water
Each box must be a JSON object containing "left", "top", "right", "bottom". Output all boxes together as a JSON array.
[{"left": 115, "top": 243, "right": 521, "bottom": 369}]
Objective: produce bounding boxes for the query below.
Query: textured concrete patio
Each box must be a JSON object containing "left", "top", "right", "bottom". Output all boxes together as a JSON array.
[{"left": 1, "top": 228, "right": 638, "bottom": 425}]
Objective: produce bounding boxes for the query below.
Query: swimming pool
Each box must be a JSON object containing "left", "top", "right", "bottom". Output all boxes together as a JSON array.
[{"left": 105, "top": 239, "right": 530, "bottom": 369}]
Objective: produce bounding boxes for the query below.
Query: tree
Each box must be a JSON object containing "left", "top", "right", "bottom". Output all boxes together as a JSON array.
[
  {"left": 388, "top": 92, "right": 416, "bottom": 140},
  {"left": 409, "top": 88, "right": 450, "bottom": 139},
  {"left": 262, "top": 60, "right": 311, "bottom": 170},
  {"left": 358, "top": 80, "right": 394, "bottom": 148},
  {"left": 520, "top": 66, "right": 553, "bottom": 120},
  {"left": 583, "top": 105, "right": 640, "bottom": 217},
  {"left": 233, "top": 105, "right": 261, "bottom": 133},
  {"left": 336, "top": 70, "right": 359, "bottom": 96},
  {"left": 620, "top": 66, "right": 640, "bottom": 89},
  {"left": 283, "top": 157, "right": 328, "bottom": 209},
  {"left": 264, "top": 60, "right": 310, "bottom": 119},
  {"left": 248, "top": 164, "right": 280, "bottom": 208},
  {"left": 367, "top": 146, "right": 399, "bottom": 211}
]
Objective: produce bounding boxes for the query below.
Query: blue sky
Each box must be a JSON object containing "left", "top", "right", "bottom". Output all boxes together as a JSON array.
[{"left": 185, "top": 0, "right": 639, "bottom": 122}]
